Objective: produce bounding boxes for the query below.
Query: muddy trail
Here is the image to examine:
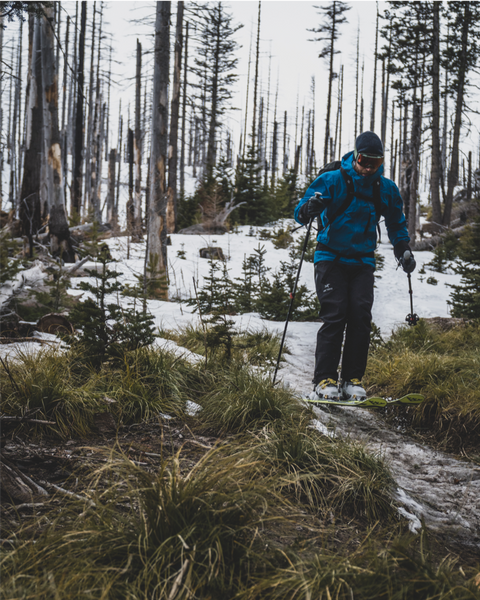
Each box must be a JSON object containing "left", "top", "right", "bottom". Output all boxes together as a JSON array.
[{"left": 279, "top": 330, "right": 480, "bottom": 553}]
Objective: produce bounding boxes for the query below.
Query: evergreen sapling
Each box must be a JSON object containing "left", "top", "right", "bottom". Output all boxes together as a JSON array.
[{"left": 70, "top": 245, "right": 155, "bottom": 365}]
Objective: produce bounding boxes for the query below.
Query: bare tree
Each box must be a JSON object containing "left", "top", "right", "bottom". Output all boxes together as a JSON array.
[
  {"left": 72, "top": 1, "right": 86, "bottom": 218},
  {"left": 167, "top": 1, "right": 184, "bottom": 233},
  {"left": 40, "top": 6, "right": 74, "bottom": 261},
  {"left": 146, "top": 1, "right": 170, "bottom": 298},
  {"left": 309, "top": 0, "right": 350, "bottom": 166}
]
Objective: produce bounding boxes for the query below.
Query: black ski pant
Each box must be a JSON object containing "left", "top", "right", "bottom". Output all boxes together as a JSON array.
[{"left": 313, "top": 260, "right": 374, "bottom": 385}]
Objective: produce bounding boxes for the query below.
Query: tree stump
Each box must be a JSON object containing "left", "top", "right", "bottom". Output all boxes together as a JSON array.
[{"left": 36, "top": 313, "right": 75, "bottom": 335}]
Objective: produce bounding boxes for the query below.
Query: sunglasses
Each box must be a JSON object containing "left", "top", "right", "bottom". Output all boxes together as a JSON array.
[{"left": 356, "top": 153, "right": 384, "bottom": 169}]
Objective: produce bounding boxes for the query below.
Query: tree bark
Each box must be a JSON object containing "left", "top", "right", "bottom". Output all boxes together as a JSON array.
[
  {"left": 443, "top": 4, "right": 470, "bottom": 227},
  {"left": 72, "top": 1, "right": 86, "bottom": 218},
  {"left": 134, "top": 39, "right": 143, "bottom": 238},
  {"left": 0, "top": 17, "right": 3, "bottom": 210},
  {"left": 19, "top": 15, "right": 43, "bottom": 253},
  {"left": 147, "top": 1, "right": 170, "bottom": 299},
  {"left": 324, "top": 3, "right": 336, "bottom": 165},
  {"left": 106, "top": 148, "right": 116, "bottom": 226},
  {"left": 408, "top": 102, "right": 421, "bottom": 242},
  {"left": 430, "top": 2, "right": 442, "bottom": 227},
  {"left": 179, "top": 20, "right": 188, "bottom": 198},
  {"left": 40, "top": 5, "right": 74, "bottom": 262},
  {"left": 251, "top": 1, "right": 261, "bottom": 159},
  {"left": 167, "top": 1, "right": 184, "bottom": 233}
]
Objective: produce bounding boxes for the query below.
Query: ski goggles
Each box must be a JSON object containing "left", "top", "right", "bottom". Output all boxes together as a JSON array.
[{"left": 355, "top": 152, "right": 384, "bottom": 169}]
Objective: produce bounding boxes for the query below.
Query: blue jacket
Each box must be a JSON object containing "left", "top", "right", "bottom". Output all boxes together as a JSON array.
[{"left": 294, "top": 151, "right": 410, "bottom": 267}]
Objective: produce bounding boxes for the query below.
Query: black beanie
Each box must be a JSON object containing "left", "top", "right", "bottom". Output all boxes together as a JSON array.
[{"left": 354, "top": 131, "right": 384, "bottom": 157}]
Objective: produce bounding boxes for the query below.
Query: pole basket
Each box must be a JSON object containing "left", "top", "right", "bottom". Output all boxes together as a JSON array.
[{"left": 405, "top": 313, "right": 419, "bottom": 327}]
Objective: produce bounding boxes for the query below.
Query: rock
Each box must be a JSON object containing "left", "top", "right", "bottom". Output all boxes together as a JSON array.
[
  {"left": 0, "top": 312, "right": 20, "bottom": 337},
  {"left": 199, "top": 247, "right": 225, "bottom": 260}
]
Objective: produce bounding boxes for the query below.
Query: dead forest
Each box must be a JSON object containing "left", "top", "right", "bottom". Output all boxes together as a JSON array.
[{"left": 1, "top": 1, "right": 480, "bottom": 289}]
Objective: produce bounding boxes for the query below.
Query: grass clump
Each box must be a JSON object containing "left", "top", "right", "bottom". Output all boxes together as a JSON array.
[
  {"left": 365, "top": 320, "right": 480, "bottom": 450},
  {"left": 99, "top": 346, "right": 191, "bottom": 423},
  {"left": 0, "top": 345, "right": 197, "bottom": 438},
  {"left": 0, "top": 447, "right": 274, "bottom": 600},
  {"left": 240, "top": 532, "right": 480, "bottom": 600},
  {"left": 259, "top": 425, "right": 395, "bottom": 522},
  {"left": 0, "top": 348, "right": 99, "bottom": 438},
  {"left": 199, "top": 363, "right": 309, "bottom": 434}
]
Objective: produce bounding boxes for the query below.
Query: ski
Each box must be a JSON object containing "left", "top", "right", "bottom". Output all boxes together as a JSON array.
[
  {"left": 384, "top": 393, "right": 424, "bottom": 406},
  {"left": 303, "top": 393, "right": 386, "bottom": 408},
  {"left": 303, "top": 393, "right": 424, "bottom": 408}
]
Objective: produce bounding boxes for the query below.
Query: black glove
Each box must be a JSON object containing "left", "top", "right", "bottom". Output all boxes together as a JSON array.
[
  {"left": 399, "top": 249, "right": 416, "bottom": 274},
  {"left": 298, "top": 193, "right": 326, "bottom": 224}
]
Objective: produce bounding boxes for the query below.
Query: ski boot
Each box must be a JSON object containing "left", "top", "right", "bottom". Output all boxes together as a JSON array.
[
  {"left": 311, "top": 378, "right": 341, "bottom": 401},
  {"left": 341, "top": 379, "right": 367, "bottom": 402}
]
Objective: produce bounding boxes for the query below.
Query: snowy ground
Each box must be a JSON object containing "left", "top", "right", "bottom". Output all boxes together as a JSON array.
[{"left": 3, "top": 222, "right": 479, "bottom": 549}]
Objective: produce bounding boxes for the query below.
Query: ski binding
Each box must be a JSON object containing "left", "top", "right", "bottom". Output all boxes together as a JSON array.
[{"left": 304, "top": 392, "right": 386, "bottom": 408}]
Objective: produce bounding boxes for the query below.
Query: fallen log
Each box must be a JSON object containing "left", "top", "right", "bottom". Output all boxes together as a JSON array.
[
  {"left": 0, "top": 455, "right": 49, "bottom": 503},
  {"left": 0, "top": 416, "right": 56, "bottom": 425},
  {"left": 412, "top": 225, "right": 468, "bottom": 252},
  {"left": 0, "top": 336, "right": 59, "bottom": 345}
]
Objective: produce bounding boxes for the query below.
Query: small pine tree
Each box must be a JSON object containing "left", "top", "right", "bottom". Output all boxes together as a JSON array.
[
  {"left": 427, "top": 230, "right": 459, "bottom": 273},
  {"left": 232, "top": 254, "right": 257, "bottom": 313},
  {"left": 448, "top": 220, "right": 480, "bottom": 318},
  {"left": 271, "top": 168, "right": 299, "bottom": 220},
  {"left": 70, "top": 245, "right": 155, "bottom": 365},
  {"left": 33, "top": 261, "right": 73, "bottom": 315},
  {"left": 234, "top": 145, "right": 273, "bottom": 226},
  {"left": 256, "top": 254, "right": 320, "bottom": 322},
  {"left": 189, "top": 259, "right": 235, "bottom": 315}
]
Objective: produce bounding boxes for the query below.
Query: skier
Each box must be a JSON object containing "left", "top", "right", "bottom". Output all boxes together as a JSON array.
[{"left": 295, "top": 131, "right": 416, "bottom": 402}]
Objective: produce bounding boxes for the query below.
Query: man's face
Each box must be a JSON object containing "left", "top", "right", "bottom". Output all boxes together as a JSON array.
[{"left": 353, "top": 160, "right": 381, "bottom": 177}]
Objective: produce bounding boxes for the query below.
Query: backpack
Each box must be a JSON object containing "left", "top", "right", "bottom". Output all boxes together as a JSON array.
[{"left": 316, "top": 160, "right": 383, "bottom": 242}]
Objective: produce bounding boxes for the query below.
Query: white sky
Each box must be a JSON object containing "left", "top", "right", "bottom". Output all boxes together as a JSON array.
[
  {"left": 2, "top": 0, "right": 479, "bottom": 198},
  {"left": 62, "top": 0, "right": 383, "bottom": 169}
]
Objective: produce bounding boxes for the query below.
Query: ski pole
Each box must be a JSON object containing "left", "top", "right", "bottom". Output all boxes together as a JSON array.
[
  {"left": 403, "top": 250, "right": 419, "bottom": 326},
  {"left": 273, "top": 204, "right": 316, "bottom": 386}
]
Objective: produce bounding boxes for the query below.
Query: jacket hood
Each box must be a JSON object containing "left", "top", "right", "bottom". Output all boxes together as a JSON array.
[{"left": 341, "top": 151, "right": 384, "bottom": 185}]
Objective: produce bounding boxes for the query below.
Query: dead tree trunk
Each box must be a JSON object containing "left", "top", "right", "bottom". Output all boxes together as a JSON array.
[
  {"left": 251, "top": 1, "right": 261, "bottom": 159},
  {"left": 61, "top": 15, "right": 69, "bottom": 179},
  {"left": 408, "top": 102, "right": 421, "bottom": 242},
  {"left": 19, "top": 15, "right": 43, "bottom": 254},
  {"left": 167, "top": 1, "right": 184, "bottom": 233},
  {"left": 106, "top": 148, "right": 116, "bottom": 226},
  {"left": 126, "top": 127, "right": 134, "bottom": 235},
  {"left": 147, "top": 1, "right": 170, "bottom": 299},
  {"left": 370, "top": 3, "right": 379, "bottom": 131},
  {"left": 443, "top": 4, "right": 470, "bottom": 227},
  {"left": 84, "top": 1, "right": 97, "bottom": 217},
  {"left": 134, "top": 39, "right": 143, "bottom": 238},
  {"left": 179, "top": 20, "right": 188, "bottom": 198},
  {"left": 40, "top": 6, "right": 74, "bottom": 262},
  {"left": 0, "top": 18, "right": 3, "bottom": 210},
  {"left": 72, "top": 1, "right": 86, "bottom": 218},
  {"left": 430, "top": 1, "right": 442, "bottom": 228}
]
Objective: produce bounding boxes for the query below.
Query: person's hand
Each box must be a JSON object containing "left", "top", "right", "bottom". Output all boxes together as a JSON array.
[
  {"left": 304, "top": 193, "right": 325, "bottom": 218},
  {"left": 399, "top": 250, "right": 416, "bottom": 274}
]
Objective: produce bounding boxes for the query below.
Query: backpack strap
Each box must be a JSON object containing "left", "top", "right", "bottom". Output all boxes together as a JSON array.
[
  {"left": 328, "top": 167, "right": 355, "bottom": 224},
  {"left": 317, "top": 169, "right": 384, "bottom": 245}
]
